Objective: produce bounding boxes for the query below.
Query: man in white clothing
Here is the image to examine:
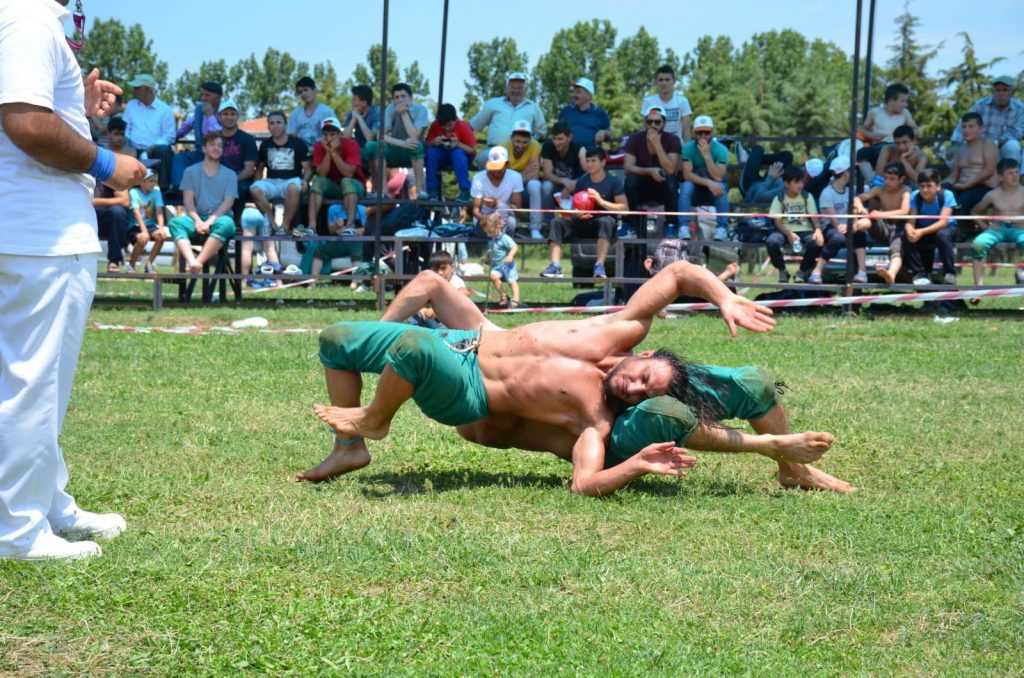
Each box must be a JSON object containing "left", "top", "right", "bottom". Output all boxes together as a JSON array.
[
  {"left": 640, "top": 65, "right": 692, "bottom": 144},
  {"left": 0, "top": 0, "right": 146, "bottom": 561}
]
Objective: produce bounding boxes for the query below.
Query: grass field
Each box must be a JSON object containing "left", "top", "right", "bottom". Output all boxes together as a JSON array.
[{"left": 2, "top": 297, "right": 1023, "bottom": 675}]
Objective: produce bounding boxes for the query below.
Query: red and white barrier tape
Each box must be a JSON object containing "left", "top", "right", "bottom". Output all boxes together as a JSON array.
[{"left": 506, "top": 206, "right": 1024, "bottom": 222}]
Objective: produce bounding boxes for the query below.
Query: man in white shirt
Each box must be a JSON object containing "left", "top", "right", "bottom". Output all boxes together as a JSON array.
[
  {"left": 470, "top": 72, "right": 547, "bottom": 168},
  {"left": 640, "top": 65, "right": 692, "bottom": 144},
  {"left": 122, "top": 73, "right": 175, "bottom": 190},
  {"left": 471, "top": 146, "right": 524, "bottom": 235},
  {"left": 288, "top": 76, "right": 336, "bottom": 148},
  {"left": 0, "top": 0, "right": 146, "bottom": 561}
]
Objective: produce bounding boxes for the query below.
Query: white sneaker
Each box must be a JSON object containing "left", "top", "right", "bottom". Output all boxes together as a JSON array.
[
  {"left": 912, "top": 277, "right": 932, "bottom": 287},
  {"left": 4, "top": 533, "right": 101, "bottom": 561},
  {"left": 144, "top": 261, "right": 157, "bottom": 274},
  {"left": 54, "top": 510, "right": 127, "bottom": 542},
  {"left": 942, "top": 273, "right": 957, "bottom": 285},
  {"left": 122, "top": 262, "right": 135, "bottom": 273}
]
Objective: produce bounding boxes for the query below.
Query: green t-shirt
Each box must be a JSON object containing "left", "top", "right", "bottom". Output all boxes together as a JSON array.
[
  {"left": 681, "top": 139, "right": 729, "bottom": 175},
  {"left": 769, "top": 192, "right": 818, "bottom": 232}
]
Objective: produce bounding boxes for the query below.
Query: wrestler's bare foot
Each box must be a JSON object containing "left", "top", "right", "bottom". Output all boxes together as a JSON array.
[
  {"left": 876, "top": 265, "right": 894, "bottom": 285},
  {"left": 313, "top": 404, "right": 390, "bottom": 440},
  {"left": 778, "top": 462, "right": 856, "bottom": 493},
  {"left": 771, "top": 431, "right": 834, "bottom": 464},
  {"left": 296, "top": 443, "right": 371, "bottom": 482}
]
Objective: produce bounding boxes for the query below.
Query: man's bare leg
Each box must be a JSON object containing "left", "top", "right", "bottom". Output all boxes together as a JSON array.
[
  {"left": 314, "top": 365, "right": 414, "bottom": 440},
  {"left": 382, "top": 270, "right": 502, "bottom": 330},
  {"left": 297, "top": 368, "right": 371, "bottom": 482},
  {"left": 749, "top": 404, "right": 855, "bottom": 493}
]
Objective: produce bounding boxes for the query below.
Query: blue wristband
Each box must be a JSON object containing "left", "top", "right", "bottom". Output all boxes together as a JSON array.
[{"left": 88, "top": 146, "right": 116, "bottom": 182}]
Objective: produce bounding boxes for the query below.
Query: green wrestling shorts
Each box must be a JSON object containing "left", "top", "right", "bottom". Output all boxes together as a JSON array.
[
  {"left": 318, "top": 321, "right": 489, "bottom": 426},
  {"left": 605, "top": 365, "right": 779, "bottom": 468}
]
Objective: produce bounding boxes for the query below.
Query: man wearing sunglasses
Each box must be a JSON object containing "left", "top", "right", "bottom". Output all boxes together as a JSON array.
[{"left": 624, "top": 105, "right": 681, "bottom": 237}]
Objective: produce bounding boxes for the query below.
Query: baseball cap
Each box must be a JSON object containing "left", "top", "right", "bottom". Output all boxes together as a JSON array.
[
  {"left": 485, "top": 145, "right": 509, "bottom": 170},
  {"left": 506, "top": 71, "right": 527, "bottom": 83},
  {"left": 142, "top": 169, "right": 157, "bottom": 181},
  {"left": 693, "top": 115, "right": 715, "bottom": 131},
  {"left": 511, "top": 120, "right": 532, "bottom": 136},
  {"left": 320, "top": 116, "right": 341, "bottom": 131},
  {"left": 218, "top": 99, "right": 239, "bottom": 113},
  {"left": 128, "top": 74, "right": 157, "bottom": 89},
  {"left": 644, "top": 105, "right": 667, "bottom": 118},
  {"left": 830, "top": 155, "right": 851, "bottom": 175},
  {"left": 992, "top": 75, "right": 1016, "bottom": 87},
  {"left": 804, "top": 158, "right": 825, "bottom": 178},
  {"left": 606, "top": 396, "right": 698, "bottom": 468},
  {"left": 574, "top": 77, "right": 595, "bottom": 95}
]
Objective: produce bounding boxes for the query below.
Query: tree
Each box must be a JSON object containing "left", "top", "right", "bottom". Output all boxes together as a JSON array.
[
  {"left": 613, "top": 27, "right": 662, "bottom": 95},
  {"left": 942, "top": 33, "right": 1004, "bottom": 116},
  {"left": 881, "top": 5, "right": 943, "bottom": 137},
  {"left": 348, "top": 45, "right": 431, "bottom": 105},
  {"left": 170, "top": 60, "right": 236, "bottom": 111},
  {"left": 462, "top": 38, "right": 528, "bottom": 119},
  {"left": 533, "top": 20, "right": 618, "bottom": 120},
  {"left": 76, "top": 18, "right": 168, "bottom": 95},
  {"left": 233, "top": 49, "right": 301, "bottom": 117},
  {"left": 312, "top": 62, "right": 348, "bottom": 118}
]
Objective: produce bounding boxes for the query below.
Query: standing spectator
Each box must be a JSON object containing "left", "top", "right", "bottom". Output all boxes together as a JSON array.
[
  {"left": 640, "top": 65, "right": 692, "bottom": 143},
  {"left": 766, "top": 166, "right": 820, "bottom": 283},
  {"left": 679, "top": 115, "right": 729, "bottom": 240},
  {"left": 738, "top": 144, "right": 793, "bottom": 203},
  {"left": 803, "top": 156, "right": 869, "bottom": 284},
  {"left": 471, "top": 146, "right": 523, "bottom": 236},
  {"left": 342, "top": 84, "right": 379, "bottom": 149},
  {"left": 122, "top": 73, "right": 175, "bottom": 189},
  {"left": 970, "top": 159, "right": 1024, "bottom": 286},
  {"left": 874, "top": 125, "right": 928, "bottom": 187},
  {"left": 424, "top": 103, "right": 475, "bottom": 202},
  {"left": 217, "top": 99, "right": 258, "bottom": 205},
  {"left": 557, "top": 77, "right": 611, "bottom": 149},
  {"left": 540, "top": 121, "right": 585, "bottom": 216},
  {"left": 308, "top": 117, "right": 366, "bottom": 233},
  {"left": 503, "top": 120, "right": 544, "bottom": 239},
  {"left": 363, "top": 83, "right": 429, "bottom": 194},
  {"left": 952, "top": 75, "right": 1024, "bottom": 163},
  {"left": 104, "top": 116, "right": 137, "bottom": 157},
  {"left": 0, "top": 0, "right": 145, "bottom": 560},
  {"left": 623, "top": 105, "right": 681, "bottom": 236},
  {"left": 482, "top": 213, "right": 520, "bottom": 307},
  {"left": 168, "top": 132, "right": 238, "bottom": 273},
  {"left": 288, "top": 76, "right": 335, "bottom": 148},
  {"left": 125, "top": 170, "right": 168, "bottom": 274},
  {"left": 470, "top": 72, "right": 547, "bottom": 167},
  {"left": 857, "top": 83, "right": 918, "bottom": 179},
  {"left": 948, "top": 112, "right": 999, "bottom": 229},
  {"left": 852, "top": 163, "right": 912, "bottom": 285},
  {"left": 541, "top": 146, "right": 627, "bottom": 279},
  {"left": 904, "top": 169, "right": 958, "bottom": 286}
]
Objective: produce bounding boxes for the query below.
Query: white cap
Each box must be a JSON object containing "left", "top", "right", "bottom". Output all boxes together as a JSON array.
[
  {"left": 506, "top": 71, "right": 527, "bottom": 82},
  {"left": 644, "top": 105, "right": 667, "bottom": 119},
  {"left": 804, "top": 158, "right": 825, "bottom": 178},
  {"left": 830, "top": 155, "right": 851, "bottom": 175},
  {"left": 574, "top": 77, "right": 595, "bottom": 95},
  {"left": 511, "top": 120, "right": 532, "bottom": 135},
  {"left": 693, "top": 115, "right": 714, "bottom": 131},
  {"left": 485, "top": 145, "right": 509, "bottom": 170},
  {"left": 218, "top": 99, "right": 239, "bottom": 113}
]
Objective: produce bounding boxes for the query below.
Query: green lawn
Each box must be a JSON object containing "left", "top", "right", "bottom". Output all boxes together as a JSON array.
[{"left": 2, "top": 304, "right": 1022, "bottom": 675}]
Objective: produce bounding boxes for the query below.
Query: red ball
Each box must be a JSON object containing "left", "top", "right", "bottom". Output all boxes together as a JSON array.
[{"left": 572, "top": 190, "right": 596, "bottom": 211}]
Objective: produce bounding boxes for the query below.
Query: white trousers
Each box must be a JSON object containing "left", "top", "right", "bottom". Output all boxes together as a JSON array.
[{"left": 0, "top": 253, "right": 96, "bottom": 555}]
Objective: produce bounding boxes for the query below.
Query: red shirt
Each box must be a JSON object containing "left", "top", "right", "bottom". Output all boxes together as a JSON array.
[
  {"left": 426, "top": 119, "right": 476, "bottom": 148},
  {"left": 312, "top": 137, "right": 365, "bottom": 182}
]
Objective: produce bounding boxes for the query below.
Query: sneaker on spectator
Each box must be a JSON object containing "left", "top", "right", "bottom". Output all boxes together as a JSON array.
[
  {"left": 714, "top": 226, "right": 728, "bottom": 241},
  {"left": 540, "top": 263, "right": 564, "bottom": 278},
  {"left": 4, "top": 533, "right": 101, "bottom": 561},
  {"left": 791, "top": 239, "right": 803, "bottom": 254},
  {"left": 1016, "top": 268, "right": 1024, "bottom": 285},
  {"left": 54, "top": 509, "right": 127, "bottom": 542},
  {"left": 617, "top": 225, "right": 638, "bottom": 239},
  {"left": 678, "top": 224, "right": 691, "bottom": 239},
  {"left": 122, "top": 262, "right": 135, "bottom": 273},
  {"left": 734, "top": 140, "right": 749, "bottom": 165},
  {"left": 942, "top": 273, "right": 957, "bottom": 286},
  {"left": 292, "top": 226, "right": 314, "bottom": 238},
  {"left": 529, "top": 228, "right": 543, "bottom": 240},
  {"left": 778, "top": 270, "right": 790, "bottom": 283},
  {"left": 912, "top": 276, "right": 932, "bottom": 287},
  {"left": 144, "top": 261, "right": 157, "bottom": 274},
  {"left": 341, "top": 227, "right": 358, "bottom": 236},
  {"left": 807, "top": 271, "right": 823, "bottom": 284},
  {"left": 852, "top": 271, "right": 868, "bottom": 283},
  {"left": 593, "top": 262, "right": 607, "bottom": 279},
  {"left": 663, "top": 224, "right": 678, "bottom": 239}
]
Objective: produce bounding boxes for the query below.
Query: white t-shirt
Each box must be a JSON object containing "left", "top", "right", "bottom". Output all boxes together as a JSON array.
[
  {"left": 0, "top": 0, "right": 98, "bottom": 256},
  {"left": 470, "top": 169, "right": 524, "bottom": 215},
  {"left": 449, "top": 273, "right": 466, "bottom": 290},
  {"left": 817, "top": 183, "right": 851, "bottom": 228},
  {"left": 641, "top": 92, "right": 693, "bottom": 140}
]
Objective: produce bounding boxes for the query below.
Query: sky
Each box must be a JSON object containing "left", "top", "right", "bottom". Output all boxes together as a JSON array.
[{"left": 82, "top": 0, "right": 1024, "bottom": 109}]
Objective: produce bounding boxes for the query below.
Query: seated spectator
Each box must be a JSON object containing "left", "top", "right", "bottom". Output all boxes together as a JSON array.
[
  {"left": 168, "top": 133, "right": 238, "bottom": 273},
  {"left": 904, "top": 169, "right": 958, "bottom": 286},
  {"left": 424, "top": 103, "right": 475, "bottom": 202},
  {"left": 948, "top": 112, "right": 999, "bottom": 233},
  {"left": 217, "top": 99, "right": 258, "bottom": 206},
  {"left": 93, "top": 178, "right": 131, "bottom": 273},
  {"left": 852, "top": 163, "right": 912, "bottom": 285},
  {"left": 738, "top": 144, "right": 793, "bottom": 204},
  {"left": 766, "top": 165, "right": 820, "bottom": 283},
  {"left": 874, "top": 124, "right": 927, "bottom": 187},
  {"left": 104, "top": 117, "right": 137, "bottom": 158},
  {"left": 623, "top": 106, "right": 681, "bottom": 236},
  {"left": 857, "top": 83, "right": 918, "bottom": 180},
  {"left": 122, "top": 73, "right": 175, "bottom": 189},
  {"left": 970, "top": 159, "right": 1024, "bottom": 286},
  {"left": 308, "top": 202, "right": 368, "bottom": 287},
  {"left": 176, "top": 81, "right": 223, "bottom": 144},
  {"left": 541, "top": 146, "right": 627, "bottom": 279},
  {"left": 503, "top": 120, "right": 544, "bottom": 239},
  {"left": 641, "top": 65, "right": 692, "bottom": 144},
  {"left": 482, "top": 213, "right": 520, "bottom": 307},
  {"left": 342, "top": 84, "right": 380, "bottom": 149},
  {"left": 288, "top": 76, "right": 336, "bottom": 148},
  {"left": 679, "top": 115, "right": 729, "bottom": 240},
  {"left": 540, "top": 121, "right": 585, "bottom": 217},
  {"left": 125, "top": 170, "right": 168, "bottom": 274},
  {"left": 951, "top": 75, "right": 1023, "bottom": 164},
  {"left": 470, "top": 72, "right": 546, "bottom": 167},
  {"left": 408, "top": 251, "right": 472, "bottom": 328},
  {"left": 308, "top": 117, "right": 366, "bottom": 234},
  {"left": 363, "top": 83, "right": 428, "bottom": 193},
  {"left": 803, "top": 156, "right": 869, "bottom": 284},
  {"left": 557, "top": 77, "right": 611, "bottom": 149},
  {"left": 471, "top": 146, "right": 523, "bottom": 236}
]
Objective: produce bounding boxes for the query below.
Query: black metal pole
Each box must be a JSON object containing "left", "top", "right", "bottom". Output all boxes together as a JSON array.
[
  {"left": 437, "top": 0, "right": 450, "bottom": 107},
  {"left": 373, "top": 0, "right": 390, "bottom": 310},
  {"left": 862, "top": 0, "right": 877, "bottom": 119},
  {"left": 846, "top": 0, "right": 864, "bottom": 288}
]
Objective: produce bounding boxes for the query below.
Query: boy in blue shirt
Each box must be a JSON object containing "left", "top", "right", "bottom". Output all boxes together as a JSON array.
[
  {"left": 125, "top": 170, "right": 168, "bottom": 273},
  {"left": 903, "top": 169, "right": 958, "bottom": 286},
  {"left": 483, "top": 213, "right": 519, "bottom": 307}
]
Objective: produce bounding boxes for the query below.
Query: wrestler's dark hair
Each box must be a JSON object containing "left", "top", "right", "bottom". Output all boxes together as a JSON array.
[{"left": 651, "top": 349, "right": 721, "bottom": 425}]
